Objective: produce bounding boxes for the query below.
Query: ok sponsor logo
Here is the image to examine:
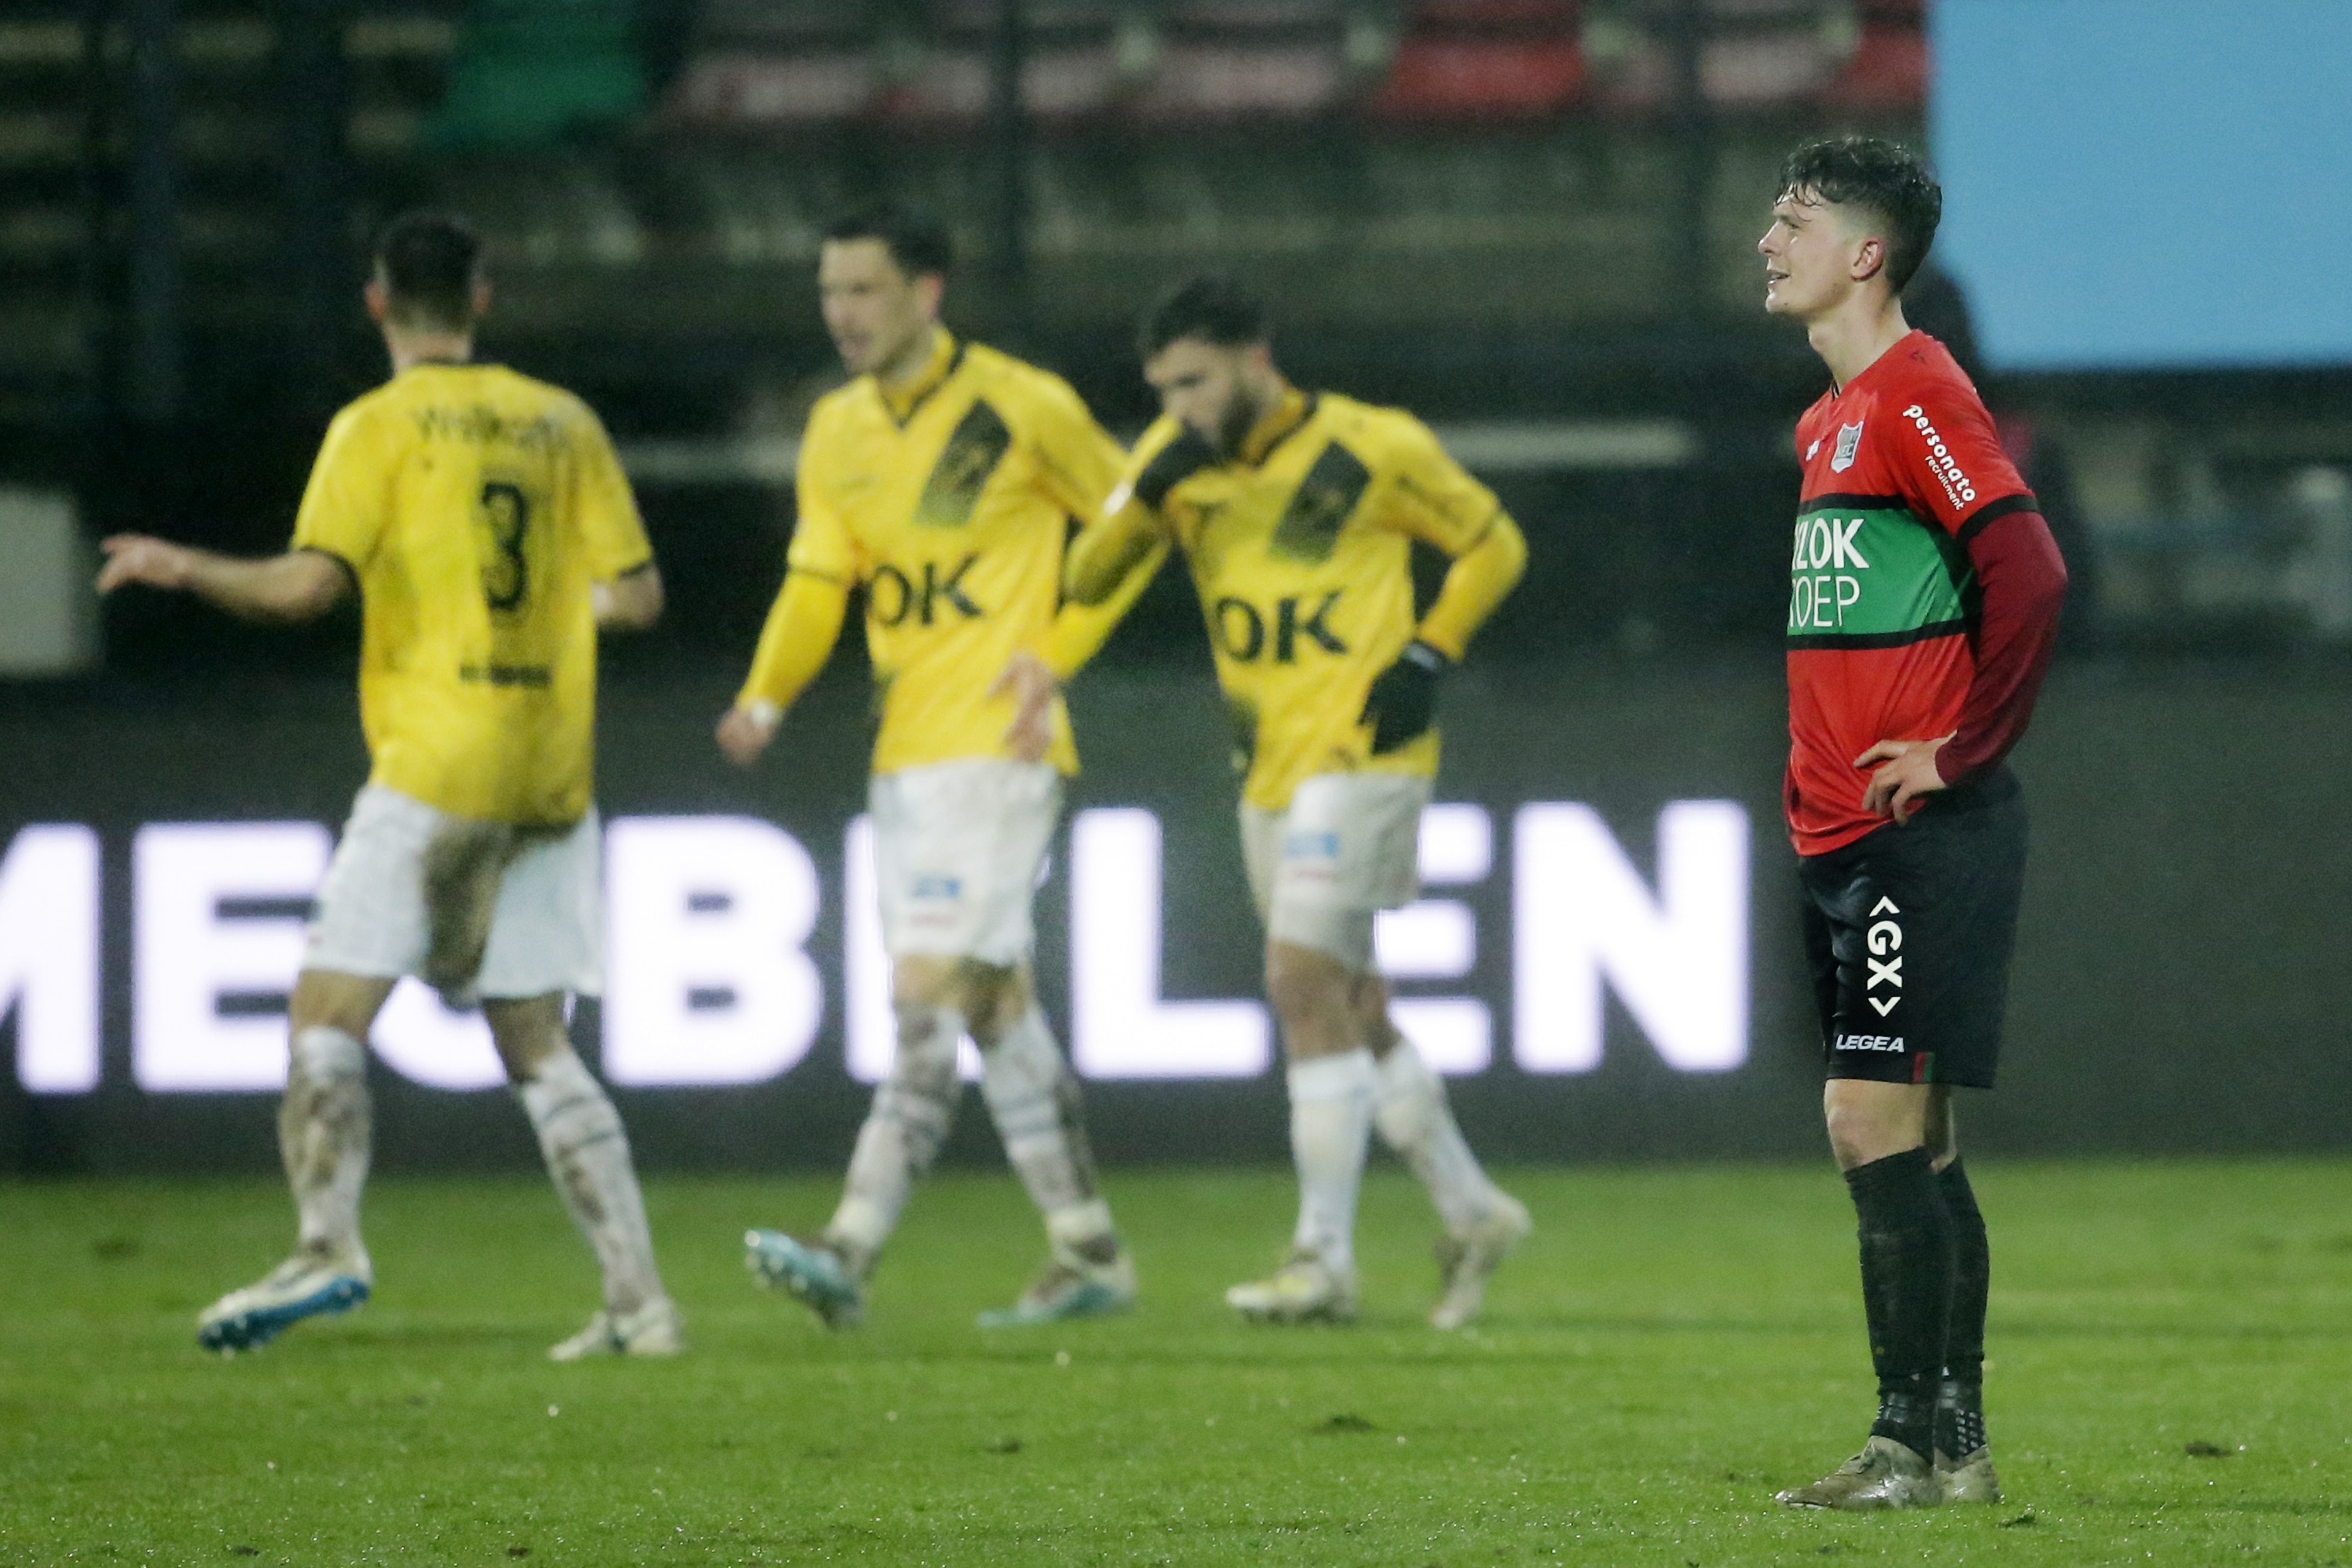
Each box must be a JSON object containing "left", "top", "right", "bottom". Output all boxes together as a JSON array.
[
  {"left": 1864, "top": 894, "right": 1901, "bottom": 1016},
  {"left": 1214, "top": 591, "right": 1349, "bottom": 663},
  {"left": 871, "top": 554, "right": 982, "bottom": 627},
  {"left": 1788, "top": 514, "right": 1872, "bottom": 631},
  {"left": 1836, "top": 1032, "right": 1907, "bottom": 1052}
]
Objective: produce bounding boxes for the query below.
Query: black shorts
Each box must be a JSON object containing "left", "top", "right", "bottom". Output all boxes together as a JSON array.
[{"left": 1798, "top": 767, "right": 2027, "bottom": 1089}]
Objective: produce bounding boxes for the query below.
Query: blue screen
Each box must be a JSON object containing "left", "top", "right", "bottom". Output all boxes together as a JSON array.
[{"left": 1930, "top": 0, "right": 2352, "bottom": 370}]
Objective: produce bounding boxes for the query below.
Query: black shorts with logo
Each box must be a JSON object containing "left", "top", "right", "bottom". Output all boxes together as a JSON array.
[{"left": 1797, "top": 767, "right": 2027, "bottom": 1089}]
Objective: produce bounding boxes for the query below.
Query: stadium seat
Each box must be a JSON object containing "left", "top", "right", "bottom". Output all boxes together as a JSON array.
[
  {"left": 662, "top": 0, "right": 880, "bottom": 127},
  {"left": 1133, "top": 40, "right": 1345, "bottom": 121},
  {"left": 425, "top": 0, "right": 647, "bottom": 149},
  {"left": 1818, "top": 18, "right": 1926, "bottom": 110},
  {"left": 1366, "top": 0, "right": 1584, "bottom": 121},
  {"left": 668, "top": 51, "right": 879, "bottom": 125},
  {"left": 1582, "top": 0, "right": 1867, "bottom": 114},
  {"left": 875, "top": 0, "right": 1137, "bottom": 127},
  {"left": 1131, "top": 0, "right": 1352, "bottom": 123}
]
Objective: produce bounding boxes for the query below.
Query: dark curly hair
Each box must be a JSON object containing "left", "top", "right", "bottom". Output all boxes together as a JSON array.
[{"left": 1778, "top": 135, "right": 1942, "bottom": 293}]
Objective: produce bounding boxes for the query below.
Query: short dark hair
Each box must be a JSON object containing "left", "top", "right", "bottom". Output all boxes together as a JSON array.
[
  {"left": 1137, "top": 274, "right": 1269, "bottom": 362},
  {"left": 373, "top": 210, "right": 483, "bottom": 332},
  {"left": 823, "top": 204, "right": 953, "bottom": 281},
  {"left": 1778, "top": 135, "right": 1942, "bottom": 293}
]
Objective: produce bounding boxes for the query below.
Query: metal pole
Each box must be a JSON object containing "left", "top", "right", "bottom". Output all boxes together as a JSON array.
[
  {"left": 125, "top": 0, "right": 181, "bottom": 426},
  {"left": 277, "top": 0, "right": 350, "bottom": 424},
  {"left": 987, "top": 0, "right": 1031, "bottom": 337},
  {"left": 77, "top": 0, "right": 114, "bottom": 430},
  {"left": 1667, "top": 0, "right": 1709, "bottom": 327}
]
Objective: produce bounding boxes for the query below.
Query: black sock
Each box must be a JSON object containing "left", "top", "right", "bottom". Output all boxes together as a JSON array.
[
  {"left": 1936, "top": 1158, "right": 1991, "bottom": 1456},
  {"left": 1843, "top": 1146, "right": 1952, "bottom": 1459}
]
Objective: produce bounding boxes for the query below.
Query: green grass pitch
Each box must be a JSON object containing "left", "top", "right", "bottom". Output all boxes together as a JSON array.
[{"left": 7, "top": 1159, "right": 2352, "bottom": 1565}]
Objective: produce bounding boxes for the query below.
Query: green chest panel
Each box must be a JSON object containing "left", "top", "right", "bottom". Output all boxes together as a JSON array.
[{"left": 1786, "top": 504, "right": 1972, "bottom": 645}]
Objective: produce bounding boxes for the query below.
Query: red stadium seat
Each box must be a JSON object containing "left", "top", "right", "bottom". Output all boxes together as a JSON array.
[
  {"left": 1819, "top": 21, "right": 1927, "bottom": 110},
  {"left": 1367, "top": 37, "right": 1583, "bottom": 119},
  {"left": 1364, "top": 0, "right": 1582, "bottom": 121}
]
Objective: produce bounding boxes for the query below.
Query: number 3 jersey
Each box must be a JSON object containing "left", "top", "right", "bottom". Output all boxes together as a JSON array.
[
  {"left": 290, "top": 362, "right": 652, "bottom": 827},
  {"left": 1786, "top": 330, "right": 2035, "bottom": 855},
  {"left": 1121, "top": 389, "right": 1508, "bottom": 812}
]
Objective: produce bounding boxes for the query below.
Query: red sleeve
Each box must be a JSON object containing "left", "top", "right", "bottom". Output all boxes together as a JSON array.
[
  {"left": 1935, "top": 504, "right": 2069, "bottom": 784},
  {"left": 1885, "top": 379, "right": 2029, "bottom": 536}
]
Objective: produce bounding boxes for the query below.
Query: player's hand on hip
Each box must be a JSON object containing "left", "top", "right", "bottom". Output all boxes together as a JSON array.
[
  {"left": 716, "top": 702, "right": 780, "bottom": 768},
  {"left": 1360, "top": 639, "right": 1449, "bottom": 755},
  {"left": 990, "top": 651, "right": 1058, "bottom": 764},
  {"left": 96, "top": 534, "right": 195, "bottom": 594},
  {"left": 1856, "top": 735, "right": 1951, "bottom": 824}
]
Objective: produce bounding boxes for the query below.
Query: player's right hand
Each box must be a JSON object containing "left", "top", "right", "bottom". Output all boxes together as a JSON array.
[
  {"left": 96, "top": 534, "right": 195, "bottom": 594},
  {"left": 1132, "top": 427, "right": 1216, "bottom": 511},
  {"left": 716, "top": 702, "right": 780, "bottom": 767}
]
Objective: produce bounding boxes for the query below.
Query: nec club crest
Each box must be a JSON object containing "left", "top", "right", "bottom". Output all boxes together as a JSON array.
[{"left": 1831, "top": 421, "right": 1865, "bottom": 473}]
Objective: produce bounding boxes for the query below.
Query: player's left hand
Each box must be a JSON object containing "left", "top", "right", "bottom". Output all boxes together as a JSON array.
[
  {"left": 1856, "top": 735, "right": 1952, "bottom": 824},
  {"left": 96, "top": 534, "right": 195, "bottom": 594},
  {"left": 991, "top": 651, "right": 1059, "bottom": 763},
  {"left": 1360, "top": 639, "right": 1449, "bottom": 754}
]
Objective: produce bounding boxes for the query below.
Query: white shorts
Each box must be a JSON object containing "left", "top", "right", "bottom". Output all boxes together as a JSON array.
[
  {"left": 1240, "top": 771, "right": 1431, "bottom": 971},
  {"left": 305, "top": 783, "right": 603, "bottom": 1000},
  {"left": 870, "top": 757, "right": 1061, "bottom": 967}
]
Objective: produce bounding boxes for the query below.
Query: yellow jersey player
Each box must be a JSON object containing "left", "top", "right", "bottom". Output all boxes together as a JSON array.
[
  {"left": 1060, "top": 274, "right": 1531, "bottom": 1328},
  {"left": 97, "top": 212, "right": 679, "bottom": 1361},
  {"left": 717, "top": 206, "right": 1159, "bottom": 1328}
]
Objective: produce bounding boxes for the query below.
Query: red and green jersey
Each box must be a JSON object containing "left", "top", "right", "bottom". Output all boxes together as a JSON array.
[{"left": 1786, "top": 331, "right": 2036, "bottom": 855}]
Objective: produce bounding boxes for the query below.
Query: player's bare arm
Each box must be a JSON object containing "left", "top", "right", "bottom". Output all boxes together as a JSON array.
[
  {"left": 97, "top": 536, "right": 349, "bottom": 622},
  {"left": 1855, "top": 734, "right": 1952, "bottom": 824},
  {"left": 593, "top": 561, "right": 664, "bottom": 631}
]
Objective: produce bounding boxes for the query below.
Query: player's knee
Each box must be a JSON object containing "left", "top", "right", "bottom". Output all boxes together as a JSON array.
[
  {"left": 483, "top": 994, "right": 569, "bottom": 1083},
  {"left": 288, "top": 970, "right": 391, "bottom": 1042},
  {"left": 1822, "top": 1091, "right": 1924, "bottom": 1171},
  {"left": 1265, "top": 942, "right": 1350, "bottom": 1028}
]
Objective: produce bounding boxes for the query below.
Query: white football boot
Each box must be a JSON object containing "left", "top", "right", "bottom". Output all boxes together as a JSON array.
[
  {"left": 1429, "top": 1193, "right": 1532, "bottom": 1330},
  {"left": 196, "top": 1252, "right": 372, "bottom": 1355},
  {"left": 548, "top": 1296, "right": 684, "bottom": 1362},
  {"left": 978, "top": 1245, "right": 1137, "bottom": 1328},
  {"left": 1225, "top": 1247, "right": 1358, "bottom": 1324}
]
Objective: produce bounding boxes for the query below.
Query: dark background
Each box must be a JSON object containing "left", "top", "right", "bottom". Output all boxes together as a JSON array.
[{"left": 5, "top": 1, "right": 2349, "bottom": 1172}]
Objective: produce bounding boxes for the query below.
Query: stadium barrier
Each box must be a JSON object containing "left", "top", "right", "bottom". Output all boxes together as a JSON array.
[{"left": 3, "top": 663, "right": 2349, "bottom": 1171}]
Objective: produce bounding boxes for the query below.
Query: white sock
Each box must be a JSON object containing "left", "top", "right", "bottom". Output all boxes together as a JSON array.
[
  {"left": 281, "top": 1026, "right": 371, "bottom": 1271},
  {"left": 1287, "top": 1048, "right": 1376, "bottom": 1275},
  {"left": 828, "top": 1003, "right": 964, "bottom": 1275},
  {"left": 1373, "top": 1036, "right": 1507, "bottom": 1234},
  {"left": 517, "top": 1048, "right": 664, "bottom": 1318},
  {"left": 979, "top": 1006, "right": 1116, "bottom": 1258}
]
